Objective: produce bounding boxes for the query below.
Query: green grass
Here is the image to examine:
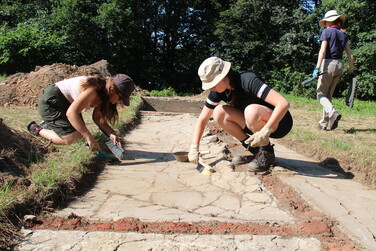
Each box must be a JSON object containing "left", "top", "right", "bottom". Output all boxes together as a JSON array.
[
  {"left": 0, "top": 181, "right": 16, "bottom": 215},
  {"left": 147, "top": 87, "right": 196, "bottom": 97},
  {"left": 30, "top": 143, "right": 92, "bottom": 193},
  {"left": 278, "top": 93, "right": 376, "bottom": 188},
  {"left": 284, "top": 93, "right": 376, "bottom": 116},
  {"left": 149, "top": 87, "right": 178, "bottom": 97}
]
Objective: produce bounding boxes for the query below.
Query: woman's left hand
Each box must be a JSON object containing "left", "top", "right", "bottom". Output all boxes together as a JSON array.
[
  {"left": 109, "top": 132, "right": 121, "bottom": 147},
  {"left": 245, "top": 126, "right": 274, "bottom": 147}
]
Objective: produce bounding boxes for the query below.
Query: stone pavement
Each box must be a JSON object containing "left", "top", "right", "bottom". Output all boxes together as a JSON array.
[
  {"left": 275, "top": 144, "right": 376, "bottom": 251},
  {"left": 18, "top": 112, "right": 376, "bottom": 250}
]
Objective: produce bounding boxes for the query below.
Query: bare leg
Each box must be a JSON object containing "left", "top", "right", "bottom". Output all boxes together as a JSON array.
[
  {"left": 244, "top": 104, "right": 273, "bottom": 133},
  {"left": 212, "top": 104, "right": 247, "bottom": 141},
  {"left": 39, "top": 129, "right": 82, "bottom": 145}
]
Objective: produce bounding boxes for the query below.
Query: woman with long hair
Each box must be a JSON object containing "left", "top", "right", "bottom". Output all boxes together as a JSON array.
[{"left": 27, "top": 74, "right": 135, "bottom": 153}]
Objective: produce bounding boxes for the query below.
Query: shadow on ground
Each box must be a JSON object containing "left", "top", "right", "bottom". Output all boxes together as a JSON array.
[{"left": 276, "top": 157, "right": 354, "bottom": 179}]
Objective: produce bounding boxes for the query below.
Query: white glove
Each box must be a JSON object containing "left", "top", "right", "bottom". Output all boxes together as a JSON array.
[
  {"left": 188, "top": 144, "right": 199, "bottom": 163},
  {"left": 245, "top": 126, "right": 274, "bottom": 147}
]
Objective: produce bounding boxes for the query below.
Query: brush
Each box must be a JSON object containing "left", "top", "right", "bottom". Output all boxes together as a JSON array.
[
  {"left": 84, "top": 141, "right": 120, "bottom": 161},
  {"left": 105, "top": 140, "right": 127, "bottom": 160},
  {"left": 99, "top": 128, "right": 127, "bottom": 160},
  {"left": 197, "top": 156, "right": 215, "bottom": 175},
  {"left": 95, "top": 150, "right": 119, "bottom": 161}
]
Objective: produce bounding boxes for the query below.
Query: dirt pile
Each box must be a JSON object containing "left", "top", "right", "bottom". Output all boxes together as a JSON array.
[
  {"left": 0, "top": 118, "right": 49, "bottom": 182},
  {"left": 0, "top": 60, "right": 117, "bottom": 107}
]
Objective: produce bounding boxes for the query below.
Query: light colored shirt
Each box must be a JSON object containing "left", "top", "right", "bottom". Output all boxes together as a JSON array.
[{"left": 55, "top": 76, "right": 87, "bottom": 103}]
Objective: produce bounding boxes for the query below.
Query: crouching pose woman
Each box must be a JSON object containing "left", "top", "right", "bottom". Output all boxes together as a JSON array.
[
  {"left": 188, "top": 57, "right": 293, "bottom": 172},
  {"left": 27, "top": 74, "right": 135, "bottom": 153}
]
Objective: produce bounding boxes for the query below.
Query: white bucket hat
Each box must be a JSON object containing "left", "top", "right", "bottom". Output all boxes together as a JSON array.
[
  {"left": 319, "top": 10, "right": 345, "bottom": 27},
  {"left": 198, "top": 57, "right": 231, "bottom": 90}
]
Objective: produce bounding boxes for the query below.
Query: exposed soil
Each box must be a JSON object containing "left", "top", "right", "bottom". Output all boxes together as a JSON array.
[
  {"left": 0, "top": 60, "right": 117, "bottom": 107},
  {"left": 0, "top": 118, "right": 48, "bottom": 182}
]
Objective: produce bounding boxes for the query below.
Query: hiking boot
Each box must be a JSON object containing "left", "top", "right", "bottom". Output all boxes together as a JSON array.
[
  {"left": 232, "top": 145, "right": 259, "bottom": 165},
  {"left": 328, "top": 111, "right": 341, "bottom": 130},
  {"left": 26, "top": 121, "right": 42, "bottom": 135},
  {"left": 232, "top": 155, "right": 254, "bottom": 165},
  {"left": 248, "top": 145, "right": 275, "bottom": 172},
  {"left": 317, "top": 124, "right": 326, "bottom": 131}
]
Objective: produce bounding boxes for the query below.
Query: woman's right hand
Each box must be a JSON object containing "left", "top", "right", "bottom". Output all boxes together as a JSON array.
[
  {"left": 85, "top": 133, "right": 100, "bottom": 152},
  {"left": 88, "top": 140, "right": 100, "bottom": 152},
  {"left": 188, "top": 144, "right": 200, "bottom": 163}
]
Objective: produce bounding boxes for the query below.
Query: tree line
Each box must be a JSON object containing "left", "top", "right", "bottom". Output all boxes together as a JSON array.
[{"left": 0, "top": 0, "right": 375, "bottom": 100}]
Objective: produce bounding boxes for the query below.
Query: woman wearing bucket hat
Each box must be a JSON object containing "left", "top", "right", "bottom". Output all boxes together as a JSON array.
[
  {"left": 27, "top": 74, "right": 135, "bottom": 154},
  {"left": 188, "top": 57, "right": 293, "bottom": 172},
  {"left": 313, "top": 10, "right": 354, "bottom": 131}
]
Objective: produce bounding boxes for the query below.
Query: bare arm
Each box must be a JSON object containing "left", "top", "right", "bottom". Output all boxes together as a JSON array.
[
  {"left": 316, "top": 40, "right": 328, "bottom": 68},
  {"left": 66, "top": 87, "right": 99, "bottom": 150},
  {"left": 92, "top": 108, "right": 121, "bottom": 146},
  {"left": 191, "top": 106, "right": 214, "bottom": 144},
  {"left": 263, "top": 89, "right": 290, "bottom": 132}
]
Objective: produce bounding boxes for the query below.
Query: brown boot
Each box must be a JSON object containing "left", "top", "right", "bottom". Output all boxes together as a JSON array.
[{"left": 248, "top": 145, "right": 275, "bottom": 172}]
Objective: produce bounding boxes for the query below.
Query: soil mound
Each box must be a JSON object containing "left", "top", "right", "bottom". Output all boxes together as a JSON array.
[
  {"left": 0, "top": 60, "right": 117, "bottom": 107},
  {"left": 0, "top": 118, "right": 48, "bottom": 182}
]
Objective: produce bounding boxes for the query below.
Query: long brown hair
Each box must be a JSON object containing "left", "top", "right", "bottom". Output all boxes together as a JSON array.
[
  {"left": 227, "top": 70, "right": 238, "bottom": 106},
  {"left": 81, "top": 76, "right": 119, "bottom": 124}
]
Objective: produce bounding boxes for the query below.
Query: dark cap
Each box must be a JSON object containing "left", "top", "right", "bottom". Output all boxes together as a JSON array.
[{"left": 114, "top": 74, "right": 135, "bottom": 106}]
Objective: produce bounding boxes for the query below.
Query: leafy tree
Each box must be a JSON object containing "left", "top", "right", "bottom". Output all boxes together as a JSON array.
[
  {"left": 0, "top": 0, "right": 53, "bottom": 27},
  {"left": 0, "top": 0, "right": 374, "bottom": 99},
  {"left": 0, "top": 21, "right": 64, "bottom": 73},
  {"left": 48, "top": 0, "right": 108, "bottom": 65},
  {"left": 214, "top": 1, "right": 313, "bottom": 75},
  {"left": 139, "top": 0, "right": 229, "bottom": 91}
]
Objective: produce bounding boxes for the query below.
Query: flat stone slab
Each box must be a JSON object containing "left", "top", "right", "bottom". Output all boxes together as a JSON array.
[
  {"left": 55, "top": 113, "right": 292, "bottom": 224},
  {"left": 19, "top": 229, "right": 322, "bottom": 251},
  {"left": 274, "top": 144, "right": 376, "bottom": 251},
  {"left": 18, "top": 111, "right": 376, "bottom": 250}
]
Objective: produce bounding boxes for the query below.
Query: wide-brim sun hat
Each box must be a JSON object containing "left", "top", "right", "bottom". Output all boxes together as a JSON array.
[
  {"left": 319, "top": 10, "right": 345, "bottom": 27},
  {"left": 113, "top": 74, "right": 135, "bottom": 106},
  {"left": 198, "top": 57, "right": 231, "bottom": 90}
]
